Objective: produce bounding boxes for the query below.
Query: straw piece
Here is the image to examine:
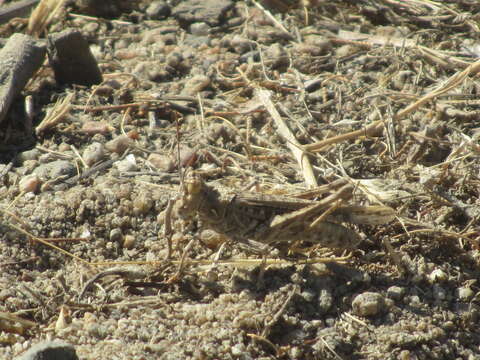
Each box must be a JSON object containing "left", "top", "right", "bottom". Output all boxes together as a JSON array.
[{"left": 257, "top": 89, "right": 317, "bottom": 188}]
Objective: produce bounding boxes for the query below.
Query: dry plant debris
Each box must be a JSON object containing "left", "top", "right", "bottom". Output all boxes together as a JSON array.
[{"left": 0, "top": 0, "right": 480, "bottom": 359}]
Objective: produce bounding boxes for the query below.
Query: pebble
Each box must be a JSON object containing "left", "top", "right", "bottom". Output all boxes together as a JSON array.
[
  {"left": 334, "top": 44, "right": 358, "bottom": 58},
  {"left": 408, "top": 295, "right": 422, "bottom": 308},
  {"left": 352, "top": 292, "right": 385, "bottom": 317},
  {"left": 147, "top": 153, "right": 174, "bottom": 172},
  {"left": 144, "top": 342, "right": 169, "bottom": 354},
  {"left": 294, "top": 43, "right": 326, "bottom": 57},
  {"left": 183, "top": 34, "right": 211, "bottom": 48},
  {"left": 456, "top": 287, "right": 474, "bottom": 301},
  {"left": 34, "top": 160, "right": 76, "bottom": 181},
  {"left": 263, "top": 43, "right": 287, "bottom": 68},
  {"left": 17, "top": 149, "right": 40, "bottom": 163},
  {"left": 81, "top": 121, "right": 114, "bottom": 136},
  {"left": 387, "top": 286, "right": 405, "bottom": 301},
  {"left": 428, "top": 268, "right": 448, "bottom": 283},
  {"left": 109, "top": 228, "right": 123, "bottom": 243},
  {"left": 166, "top": 52, "right": 183, "bottom": 69},
  {"left": 105, "top": 135, "right": 132, "bottom": 154},
  {"left": 190, "top": 22, "right": 210, "bottom": 36},
  {"left": 398, "top": 349, "right": 411, "bottom": 360},
  {"left": 301, "top": 290, "right": 315, "bottom": 303},
  {"left": 58, "top": 143, "right": 71, "bottom": 152},
  {"left": 19, "top": 174, "right": 41, "bottom": 193},
  {"left": 230, "top": 343, "right": 246, "bottom": 357},
  {"left": 172, "top": 0, "right": 234, "bottom": 26},
  {"left": 146, "top": 1, "right": 171, "bottom": 20},
  {"left": 115, "top": 154, "right": 138, "bottom": 172},
  {"left": 38, "top": 152, "right": 57, "bottom": 164},
  {"left": 122, "top": 235, "right": 135, "bottom": 249},
  {"left": 82, "top": 142, "right": 106, "bottom": 166},
  {"left": 199, "top": 229, "right": 226, "bottom": 249}
]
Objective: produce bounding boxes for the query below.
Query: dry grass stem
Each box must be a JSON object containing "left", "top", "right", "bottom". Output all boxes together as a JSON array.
[
  {"left": 27, "top": 0, "right": 65, "bottom": 36},
  {"left": 257, "top": 89, "right": 317, "bottom": 187},
  {"left": 35, "top": 92, "right": 74, "bottom": 135}
]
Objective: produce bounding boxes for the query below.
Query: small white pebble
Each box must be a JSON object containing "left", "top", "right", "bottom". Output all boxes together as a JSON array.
[
  {"left": 456, "top": 287, "right": 474, "bottom": 301},
  {"left": 115, "top": 154, "right": 137, "bottom": 172},
  {"left": 80, "top": 228, "right": 91, "bottom": 238},
  {"left": 83, "top": 142, "right": 105, "bottom": 166},
  {"left": 231, "top": 343, "right": 246, "bottom": 356},
  {"left": 428, "top": 269, "right": 448, "bottom": 283},
  {"left": 19, "top": 174, "right": 41, "bottom": 193}
]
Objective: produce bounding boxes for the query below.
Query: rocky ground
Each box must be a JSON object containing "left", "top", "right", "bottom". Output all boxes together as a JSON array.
[{"left": 1, "top": 0, "right": 480, "bottom": 359}]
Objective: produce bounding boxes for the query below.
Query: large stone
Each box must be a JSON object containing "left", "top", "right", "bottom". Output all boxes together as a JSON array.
[{"left": 16, "top": 341, "right": 78, "bottom": 360}]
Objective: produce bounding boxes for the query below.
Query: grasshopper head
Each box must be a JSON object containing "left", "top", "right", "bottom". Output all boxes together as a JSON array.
[{"left": 175, "top": 175, "right": 205, "bottom": 219}]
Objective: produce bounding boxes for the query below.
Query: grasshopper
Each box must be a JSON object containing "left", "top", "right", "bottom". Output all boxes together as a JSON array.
[{"left": 174, "top": 174, "right": 396, "bottom": 254}]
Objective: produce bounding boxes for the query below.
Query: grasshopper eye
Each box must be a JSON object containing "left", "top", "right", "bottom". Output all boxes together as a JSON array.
[{"left": 184, "top": 176, "right": 202, "bottom": 195}]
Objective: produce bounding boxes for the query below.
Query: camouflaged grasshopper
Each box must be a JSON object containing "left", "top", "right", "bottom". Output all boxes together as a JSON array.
[{"left": 174, "top": 174, "right": 396, "bottom": 254}]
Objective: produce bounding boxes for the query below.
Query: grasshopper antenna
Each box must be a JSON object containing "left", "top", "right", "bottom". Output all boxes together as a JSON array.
[
  {"left": 173, "top": 110, "right": 186, "bottom": 190},
  {"left": 163, "top": 110, "right": 183, "bottom": 260}
]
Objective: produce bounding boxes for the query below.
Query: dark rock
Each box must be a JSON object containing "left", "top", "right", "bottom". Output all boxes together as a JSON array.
[
  {"left": 16, "top": 341, "right": 78, "bottom": 360},
  {"left": 146, "top": 1, "right": 171, "bottom": 20},
  {"left": 0, "top": 33, "right": 46, "bottom": 125},
  {"left": 386, "top": 286, "right": 405, "bottom": 301},
  {"left": 34, "top": 160, "right": 76, "bottom": 181},
  {"left": 47, "top": 29, "right": 103, "bottom": 86},
  {"left": 172, "top": 0, "right": 234, "bottom": 26},
  {"left": 73, "top": 0, "right": 133, "bottom": 18}
]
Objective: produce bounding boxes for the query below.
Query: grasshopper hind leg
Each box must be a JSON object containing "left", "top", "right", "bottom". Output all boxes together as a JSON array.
[
  {"left": 266, "top": 221, "right": 361, "bottom": 251},
  {"left": 308, "top": 221, "right": 361, "bottom": 249}
]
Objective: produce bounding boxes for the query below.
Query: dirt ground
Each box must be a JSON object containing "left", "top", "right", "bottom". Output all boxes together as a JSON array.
[{"left": 1, "top": 0, "right": 480, "bottom": 359}]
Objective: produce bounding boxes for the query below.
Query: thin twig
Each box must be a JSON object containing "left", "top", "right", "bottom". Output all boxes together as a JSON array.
[
  {"left": 163, "top": 199, "right": 174, "bottom": 260},
  {"left": 257, "top": 89, "right": 317, "bottom": 188}
]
